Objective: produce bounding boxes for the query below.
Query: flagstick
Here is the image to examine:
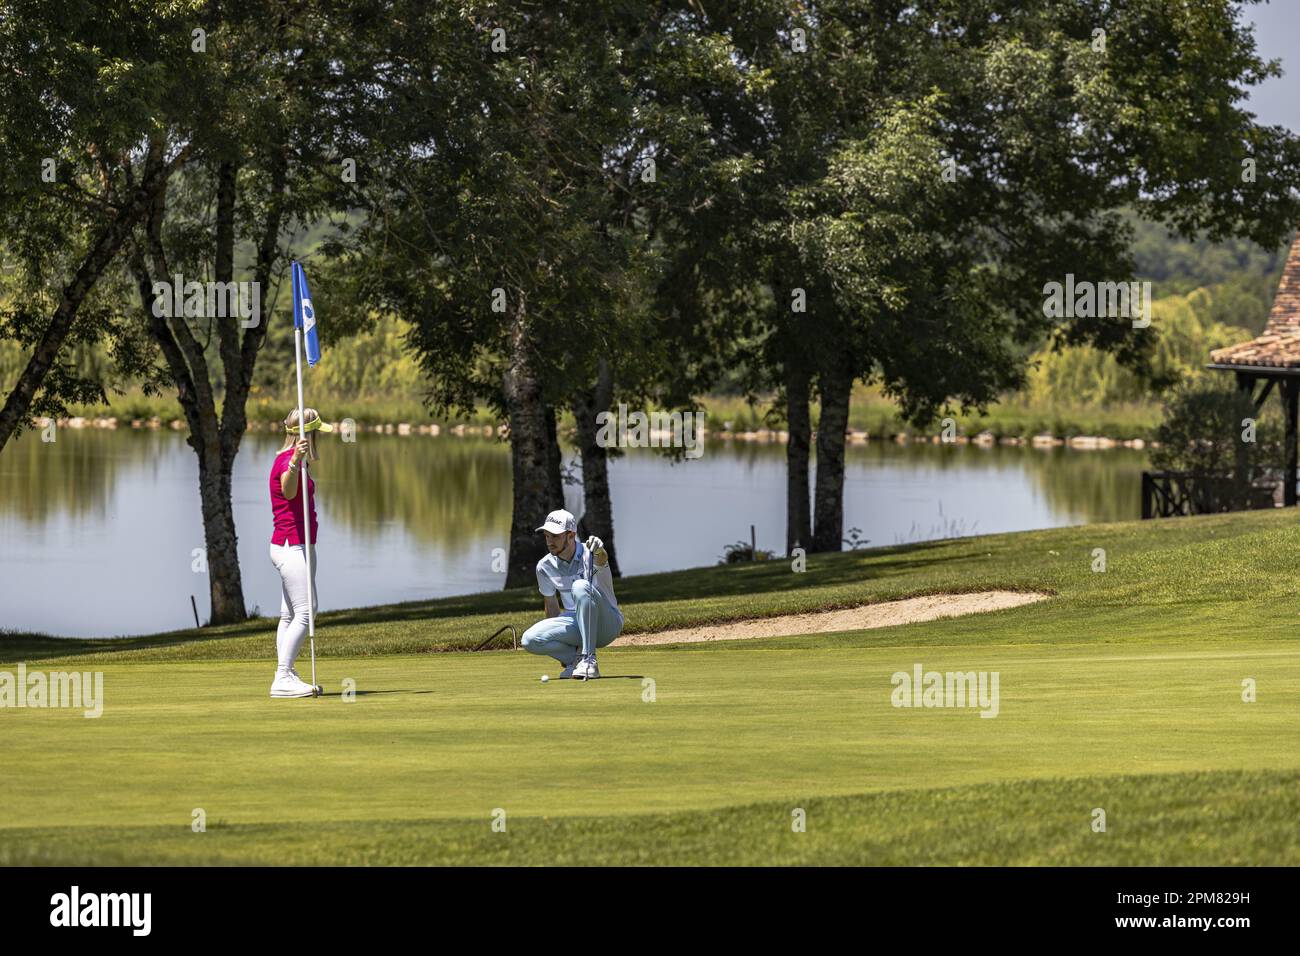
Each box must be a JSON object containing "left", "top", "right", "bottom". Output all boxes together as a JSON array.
[{"left": 293, "top": 324, "right": 318, "bottom": 696}]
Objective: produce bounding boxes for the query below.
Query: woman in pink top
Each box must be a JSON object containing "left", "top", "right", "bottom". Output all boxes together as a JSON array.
[{"left": 268, "top": 407, "right": 333, "bottom": 698}]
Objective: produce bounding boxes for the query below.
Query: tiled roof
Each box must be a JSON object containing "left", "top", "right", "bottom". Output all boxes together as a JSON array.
[{"left": 1209, "top": 232, "right": 1300, "bottom": 369}]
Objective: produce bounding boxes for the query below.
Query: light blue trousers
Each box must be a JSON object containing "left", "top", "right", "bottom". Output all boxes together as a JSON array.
[{"left": 521, "top": 579, "right": 623, "bottom": 664}]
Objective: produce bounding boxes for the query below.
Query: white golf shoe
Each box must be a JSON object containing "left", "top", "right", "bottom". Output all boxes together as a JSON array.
[
  {"left": 572, "top": 655, "right": 600, "bottom": 681},
  {"left": 289, "top": 667, "right": 323, "bottom": 696},
  {"left": 270, "top": 671, "right": 318, "bottom": 698}
]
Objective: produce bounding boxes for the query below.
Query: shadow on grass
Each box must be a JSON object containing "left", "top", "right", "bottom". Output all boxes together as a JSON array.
[
  {"left": 558, "top": 674, "right": 646, "bottom": 681},
  {"left": 1, "top": 538, "right": 983, "bottom": 661},
  {"left": 0, "top": 625, "right": 266, "bottom": 665},
  {"left": 320, "top": 539, "right": 974, "bottom": 631}
]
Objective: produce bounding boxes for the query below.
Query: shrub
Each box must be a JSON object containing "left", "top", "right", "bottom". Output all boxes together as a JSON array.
[{"left": 1150, "top": 380, "right": 1284, "bottom": 476}]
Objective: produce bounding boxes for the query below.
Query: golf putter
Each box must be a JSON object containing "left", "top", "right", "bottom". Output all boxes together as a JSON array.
[{"left": 473, "top": 624, "right": 518, "bottom": 651}]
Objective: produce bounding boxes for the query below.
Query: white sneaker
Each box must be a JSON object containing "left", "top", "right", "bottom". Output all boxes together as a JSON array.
[
  {"left": 572, "top": 655, "right": 600, "bottom": 681},
  {"left": 270, "top": 672, "right": 317, "bottom": 698},
  {"left": 287, "top": 667, "right": 322, "bottom": 696},
  {"left": 558, "top": 658, "right": 579, "bottom": 679}
]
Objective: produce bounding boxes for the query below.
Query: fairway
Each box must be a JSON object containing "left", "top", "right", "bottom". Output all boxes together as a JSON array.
[{"left": 4, "top": 592, "right": 1300, "bottom": 864}]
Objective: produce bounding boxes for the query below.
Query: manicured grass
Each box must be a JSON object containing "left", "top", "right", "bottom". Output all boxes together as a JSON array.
[
  {"left": 2, "top": 636, "right": 1298, "bottom": 864},
  {"left": 3, "top": 509, "right": 1298, "bottom": 865},
  {"left": 6, "top": 769, "right": 1295, "bottom": 866}
]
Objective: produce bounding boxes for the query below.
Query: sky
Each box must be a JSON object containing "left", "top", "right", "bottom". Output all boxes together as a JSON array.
[{"left": 1244, "top": 1, "right": 1298, "bottom": 134}]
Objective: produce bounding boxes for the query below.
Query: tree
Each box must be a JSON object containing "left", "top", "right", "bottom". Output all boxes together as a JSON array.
[
  {"left": 669, "top": 0, "right": 1300, "bottom": 552},
  {"left": 116, "top": 2, "right": 355, "bottom": 624},
  {"left": 0, "top": 1, "right": 200, "bottom": 451},
  {"left": 1151, "top": 378, "right": 1284, "bottom": 510},
  {"left": 338, "top": 2, "right": 750, "bottom": 587},
  {"left": 331, "top": 4, "right": 602, "bottom": 586}
]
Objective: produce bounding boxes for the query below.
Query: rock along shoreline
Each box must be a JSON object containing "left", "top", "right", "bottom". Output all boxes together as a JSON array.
[{"left": 33, "top": 415, "right": 1151, "bottom": 449}]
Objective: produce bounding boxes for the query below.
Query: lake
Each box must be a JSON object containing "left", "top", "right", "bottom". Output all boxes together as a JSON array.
[{"left": 0, "top": 428, "right": 1148, "bottom": 637}]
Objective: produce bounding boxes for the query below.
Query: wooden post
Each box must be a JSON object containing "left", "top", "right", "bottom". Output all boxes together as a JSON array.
[
  {"left": 1286, "top": 378, "right": 1298, "bottom": 507},
  {"left": 1235, "top": 373, "right": 1254, "bottom": 508}
]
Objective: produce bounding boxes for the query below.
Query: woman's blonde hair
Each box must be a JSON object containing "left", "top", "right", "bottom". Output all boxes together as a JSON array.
[{"left": 281, "top": 407, "right": 322, "bottom": 455}]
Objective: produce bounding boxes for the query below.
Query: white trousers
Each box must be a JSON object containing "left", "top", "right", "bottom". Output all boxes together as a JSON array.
[{"left": 269, "top": 542, "right": 317, "bottom": 672}]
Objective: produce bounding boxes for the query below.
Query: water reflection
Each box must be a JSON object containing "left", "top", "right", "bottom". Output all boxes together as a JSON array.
[
  {"left": 0, "top": 429, "right": 1147, "bottom": 637},
  {"left": 324, "top": 432, "right": 514, "bottom": 543},
  {"left": 0, "top": 427, "right": 129, "bottom": 522}
]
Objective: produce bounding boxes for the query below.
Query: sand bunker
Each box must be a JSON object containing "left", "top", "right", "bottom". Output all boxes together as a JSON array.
[{"left": 615, "top": 590, "right": 1049, "bottom": 647}]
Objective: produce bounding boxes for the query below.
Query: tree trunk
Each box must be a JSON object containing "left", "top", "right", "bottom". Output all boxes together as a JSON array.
[
  {"left": 785, "top": 359, "right": 812, "bottom": 555},
  {"left": 1233, "top": 374, "right": 1252, "bottom": 509},
  {"left": 811, "top": 354, "right": 853, "bottom": 552},
  {"left": 127, "top": 143, "right": 254, "bottom": 625},
  {"left": 194, "top": 449, "right": 248, "bottom": 624},
  {"left": 202, "top": 158, "right": 248, "bottom": 624},
  {"left": 1286, "top": 379, "right": 1299, "bottom": 508},
  {"left": 134, "top": 246, "right": 249, "bottom": 625},
  {"left": 207, "top": 149, "right": 286, "bottom": 623},
  {"left": 503, "top": 296, "right": 556, "bottom": 589},
  {"left": 221, "top": 148, "right": 285, "bottom": 453},
  {"left": 196, "top": 452, "right": 245, "bottom": 624},
  {"left": 573, "top": 358, "right": 620, "bottom": 575},
  {"left": 544, "top": 402, "right": 564, "bottom": 508}
]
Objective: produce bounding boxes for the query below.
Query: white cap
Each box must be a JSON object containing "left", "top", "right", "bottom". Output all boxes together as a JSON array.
[{"left": 536, "top": 509, "right": 577, "bottom": 534}]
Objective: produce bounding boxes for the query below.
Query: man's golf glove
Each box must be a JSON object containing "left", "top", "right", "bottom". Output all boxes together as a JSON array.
[{"left": 585, "top": 535, "right": 605, "bottom": 557}]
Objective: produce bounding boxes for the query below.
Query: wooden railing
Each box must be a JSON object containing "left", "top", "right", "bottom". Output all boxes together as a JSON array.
[{"left": 1141, "top": 471, "right": 1281, "bottom": 519}]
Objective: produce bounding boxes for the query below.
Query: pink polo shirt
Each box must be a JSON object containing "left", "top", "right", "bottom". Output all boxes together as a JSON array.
[{"left": 270, "top": 449, "right": 318, "bottom": 546}]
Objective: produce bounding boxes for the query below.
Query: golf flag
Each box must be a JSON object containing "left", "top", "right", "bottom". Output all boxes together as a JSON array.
[
  {"left": 290, "top": 257, "right": 321, "bottom": 687},
  {"left": 291, "top": 260, "right": 320, "bottom": 367}
]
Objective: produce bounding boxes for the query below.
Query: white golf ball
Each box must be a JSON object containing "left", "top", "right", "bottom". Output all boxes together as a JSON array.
[{"left": 540, "top": 674, "right": 550, "bottom": 683}]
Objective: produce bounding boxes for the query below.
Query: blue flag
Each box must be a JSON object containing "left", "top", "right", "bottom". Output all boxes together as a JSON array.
[{"left": 291, "top": 261, "right": 321, "bottom": 367}]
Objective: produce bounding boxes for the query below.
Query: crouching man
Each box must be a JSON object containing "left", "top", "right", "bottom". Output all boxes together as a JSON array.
[{"left": 521, "top": 508, "right": 623, "bottom": 680}]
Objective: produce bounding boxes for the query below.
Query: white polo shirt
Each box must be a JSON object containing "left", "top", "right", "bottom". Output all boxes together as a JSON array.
[{"left": 535, "top": 541, "right": 619, "bottom": 612}]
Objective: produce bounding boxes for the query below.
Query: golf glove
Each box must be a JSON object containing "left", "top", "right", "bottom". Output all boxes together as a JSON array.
[{"left": 585, "top": 535, "right": 605, "bottom": 556}]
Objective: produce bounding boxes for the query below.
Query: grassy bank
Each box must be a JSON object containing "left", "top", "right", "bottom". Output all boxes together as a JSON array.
[
  {"left": 704, "top": 385, "right": 1160, "bottom": 440},
  {"left": 8, "top": 507, "right": 1291, "bottom": 663},
  {"left": 59, "top": 388, "right": 499, "bottom": 430},
  {"left": 59, "top": 382, "right": 1160, "bottom": 440}
]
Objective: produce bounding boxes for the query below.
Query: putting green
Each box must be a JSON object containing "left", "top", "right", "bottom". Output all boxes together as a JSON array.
[
  {"left": 3, "top": 637, "right": 1297, "bottom": 863},
  {"left": 6, "top": 510, "right": 1300, "bottom": 864}
]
